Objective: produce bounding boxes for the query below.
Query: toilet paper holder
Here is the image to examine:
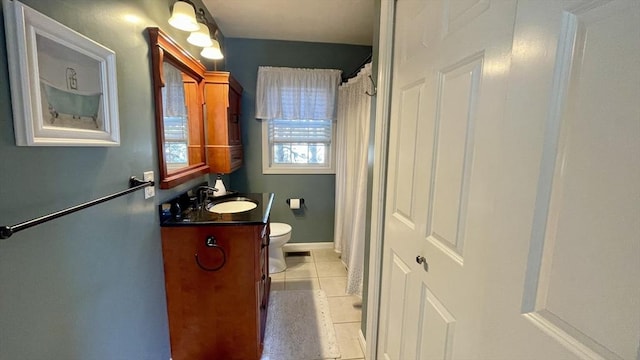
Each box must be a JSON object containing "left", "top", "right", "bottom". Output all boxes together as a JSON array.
[{"left": 286, "top": 198, "right": 305, "bottom": 206}]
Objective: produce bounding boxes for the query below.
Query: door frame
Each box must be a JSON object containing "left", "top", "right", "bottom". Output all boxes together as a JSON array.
[{"left": 364, "top": 0, "right": 395, "bottom": 359}]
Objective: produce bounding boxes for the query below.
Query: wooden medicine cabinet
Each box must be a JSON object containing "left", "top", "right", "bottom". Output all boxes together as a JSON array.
[
  {"left": 148, "top": 28, "right": 243, "bottom": 188},
  {"left": 204, "top": 72, "right": 244, "bottom": 174}
]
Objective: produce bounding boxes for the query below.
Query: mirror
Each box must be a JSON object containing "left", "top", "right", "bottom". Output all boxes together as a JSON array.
[{"left": 148, "top": 27, "right": 209, "bottom": 189}]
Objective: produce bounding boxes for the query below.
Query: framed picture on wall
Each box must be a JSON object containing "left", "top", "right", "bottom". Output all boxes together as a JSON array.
[{"left": 2, "top": 0, "right": 120, "bottom": 146}]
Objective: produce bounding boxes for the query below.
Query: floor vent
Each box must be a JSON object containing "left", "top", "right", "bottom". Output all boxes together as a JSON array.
[{"left": 286, "top": 251, "right": 312, "bottom": 257}]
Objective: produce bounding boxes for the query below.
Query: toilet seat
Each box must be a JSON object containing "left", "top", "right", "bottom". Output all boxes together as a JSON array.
[{"left": 270, "top": 223, "right": 291, "bottom": 237}]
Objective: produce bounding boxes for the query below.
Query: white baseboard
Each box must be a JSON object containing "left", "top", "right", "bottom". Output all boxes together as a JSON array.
[
  {"left": 283, "top": 242, "right": 333, "bottom": 252},
  {"left": 358, "top": 329, "right": 367, "bottom": 359}
]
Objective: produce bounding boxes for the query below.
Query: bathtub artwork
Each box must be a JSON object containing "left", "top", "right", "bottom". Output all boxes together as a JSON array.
[
  {"left": 40, "top": 79, "right": 103, "bottom": 130},
  {"left": 3, "top": 0, "right": 120, "bottom": 146}
]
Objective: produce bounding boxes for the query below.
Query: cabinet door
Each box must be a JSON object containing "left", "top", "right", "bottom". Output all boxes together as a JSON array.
[
  {"left": 258, "top": 224, "right": 270, "bottom": 346},
  {"left": 162, "top": 225, "right": 262, "bottom": 360},
  {"left": 228, "top": 86, "right": 241, "bottom": 145},
  {"left": 204, "top": 71, "right": 244, "bottom": 173}
]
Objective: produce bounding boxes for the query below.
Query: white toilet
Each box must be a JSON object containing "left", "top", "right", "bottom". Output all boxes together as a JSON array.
[{"left": 268, "top": 222, "right": 292, "bottom": 273}]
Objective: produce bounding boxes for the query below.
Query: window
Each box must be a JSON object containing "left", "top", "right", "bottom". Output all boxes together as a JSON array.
[
  {"left": 161, "top": 62, "right": 189, "bottom": 172},
  {"left": 262, "top": 118, "right": 335, "bottom": 173},
  {"left": 256, "top": 66, "right": 342, "bottom": 174},
  {"left": 163, "top": 116, "right": 188, "bottom": 171}
]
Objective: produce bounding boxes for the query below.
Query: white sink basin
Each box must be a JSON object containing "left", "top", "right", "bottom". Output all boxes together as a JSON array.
[{"left": 206, "top": 198, "right": 257, "bottom": 214}]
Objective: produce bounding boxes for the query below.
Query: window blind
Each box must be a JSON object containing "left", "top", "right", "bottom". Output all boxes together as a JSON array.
[{"left": 268, "top": 119, "right": 333, "bottom": 144}]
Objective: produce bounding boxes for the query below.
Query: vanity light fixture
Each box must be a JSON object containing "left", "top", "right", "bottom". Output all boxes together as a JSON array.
[
  {"left": 169, "top": 1, "right": 225, "bottom": 60},
  {"left": 201, "top": 39, "right": 224, "bottom": 60},
  {"left": 168, "top": 1, "right": 199, "bottom": 32},
  {"left": 187, "top": 23, "right": 214, "bottom": 47}
]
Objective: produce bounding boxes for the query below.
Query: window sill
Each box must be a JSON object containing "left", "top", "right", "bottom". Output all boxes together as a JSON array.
[{"left": 262, "top": 166, "right": 335, "bottom": 175}]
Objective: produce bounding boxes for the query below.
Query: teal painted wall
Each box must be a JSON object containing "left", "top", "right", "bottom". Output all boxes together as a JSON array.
[
  {"left": 0, "top": 0, "right": 221, "bottom": 358},
  {"left": 225, "top": 38, "right": 372, "bottom": 244}
]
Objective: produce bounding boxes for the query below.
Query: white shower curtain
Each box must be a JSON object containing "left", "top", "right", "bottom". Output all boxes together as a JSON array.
[{"left": 334, "top": 63, "right": 372, "bottom": 296}]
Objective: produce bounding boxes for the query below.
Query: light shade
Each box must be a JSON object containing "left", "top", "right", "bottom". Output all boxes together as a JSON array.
[
  {"left": 187, "top": 23, "right": 213, "bottom": 47},
  {"left": 201, "top": 40, "right": 224, "bottom": 60},
  {"left": 168, "top": 1, "right": 199, "bottom": 32}
]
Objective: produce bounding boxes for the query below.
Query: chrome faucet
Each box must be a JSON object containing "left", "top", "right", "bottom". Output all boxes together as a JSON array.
[{"left": 196, "top": 186, "right": 218, "bottom": 210}]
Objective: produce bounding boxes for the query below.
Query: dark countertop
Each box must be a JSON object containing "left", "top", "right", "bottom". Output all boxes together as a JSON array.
[{"left": 161, "top": 192, "right": 274, "bottom": 226}]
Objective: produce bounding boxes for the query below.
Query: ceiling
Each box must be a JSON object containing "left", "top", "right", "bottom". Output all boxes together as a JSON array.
[{"left": 201, "top": 0, "right": 375, "bottom": 46}]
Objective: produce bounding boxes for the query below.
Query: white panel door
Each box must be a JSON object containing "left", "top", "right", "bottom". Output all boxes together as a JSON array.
[
  {"left": 376, "top": 0, "right": 640, "bottom": 359},
  {"left": 377, "top": 0, "right": 518, "bottom": 358},
  {"left": 480, "top": 0, "right": 640, "bottom": 359}
]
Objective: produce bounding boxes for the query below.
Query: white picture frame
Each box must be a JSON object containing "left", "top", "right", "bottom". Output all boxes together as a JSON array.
[{"left": 2, "top": 0, "right": 120, "bottom": 146}]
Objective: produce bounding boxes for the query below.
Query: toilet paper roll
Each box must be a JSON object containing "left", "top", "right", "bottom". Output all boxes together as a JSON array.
[{"left": 289, "top": 198, "right": 301, "bottom": 210}]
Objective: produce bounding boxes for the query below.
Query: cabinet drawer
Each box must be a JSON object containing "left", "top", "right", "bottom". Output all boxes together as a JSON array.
[
  {"left": 259, "top": 275, "right": 270, "bottom": 348},
  {"left": 256, "top": 224, "right": 269, "bottom": 280},
  {"left": 257, "top": 241, "right": 267, "bottom": 280}
]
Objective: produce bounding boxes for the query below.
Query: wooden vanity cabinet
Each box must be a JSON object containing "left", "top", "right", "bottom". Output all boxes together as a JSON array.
[
  {"left": 161, "top": 222, "right": 270, "bottom": 360},
  {"left": 204, "top": 71, "right": 243, "bottom": 173}
]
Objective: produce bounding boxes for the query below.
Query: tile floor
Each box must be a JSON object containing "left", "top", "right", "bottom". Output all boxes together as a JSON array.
[{"left": 270, "top": 248, "right": 365, "bottom": 360}]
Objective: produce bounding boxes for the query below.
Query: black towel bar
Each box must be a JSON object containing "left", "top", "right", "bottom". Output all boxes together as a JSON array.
[{"left": 0, "top": 177, "right": 154, "bottom": 239}]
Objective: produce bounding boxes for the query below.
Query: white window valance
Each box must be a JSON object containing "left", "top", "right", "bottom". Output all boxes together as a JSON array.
[{"left": 255, "top": 66, "right": 342, "bottom": 120}]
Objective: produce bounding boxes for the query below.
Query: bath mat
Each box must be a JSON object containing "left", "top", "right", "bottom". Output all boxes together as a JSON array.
[{"left": 261, "top": 289, "right": 340, "bottom": 360}]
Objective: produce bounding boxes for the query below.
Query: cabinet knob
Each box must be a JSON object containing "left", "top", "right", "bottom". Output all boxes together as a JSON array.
[{"left": 205, "top": 236, "right": 216, "bottom": 247}]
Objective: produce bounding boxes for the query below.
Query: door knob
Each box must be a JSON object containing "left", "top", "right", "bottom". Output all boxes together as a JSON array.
[{"left": 416, "top": 255, "right": 428, "bottom": 271}]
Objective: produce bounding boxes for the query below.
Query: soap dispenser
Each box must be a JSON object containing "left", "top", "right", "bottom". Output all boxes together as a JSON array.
[{"left": 213, "top": 174, "right": 227, "bottom": 197}]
